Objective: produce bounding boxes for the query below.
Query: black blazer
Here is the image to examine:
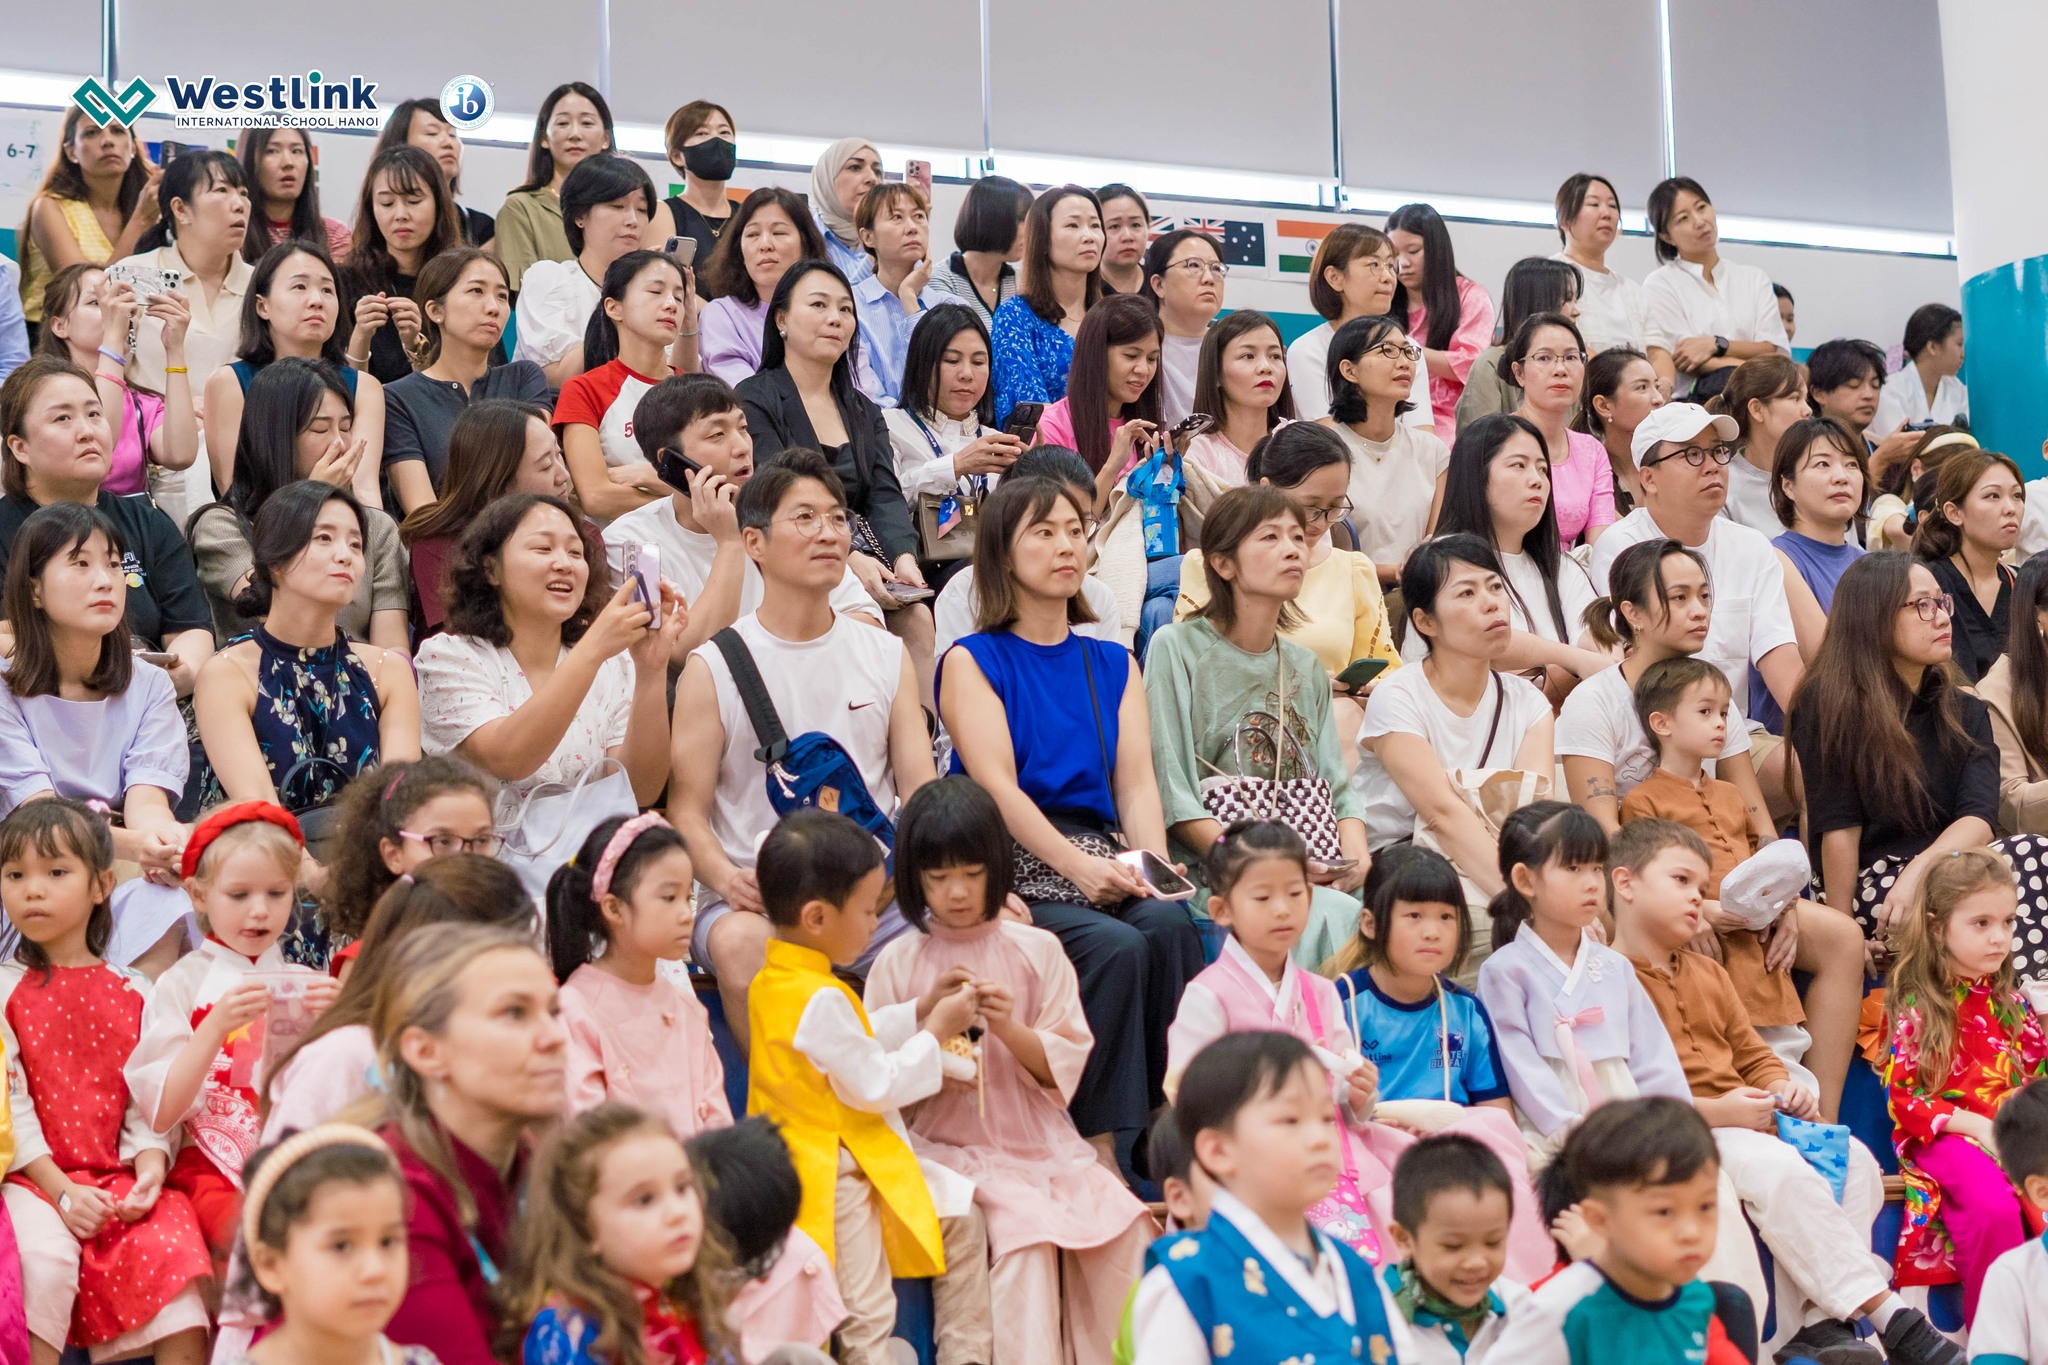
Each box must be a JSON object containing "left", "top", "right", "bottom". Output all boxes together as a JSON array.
[{"left": 735, "top": 365, "right": 917, "bottom": 561}]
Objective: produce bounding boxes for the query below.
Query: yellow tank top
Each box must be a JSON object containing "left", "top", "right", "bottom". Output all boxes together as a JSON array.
[
  {"left": 746, "top": 938, "right": 944, "bottom": 1276},
  {"left": 22, "top": 197, "right": 117, "bottom": 323}
]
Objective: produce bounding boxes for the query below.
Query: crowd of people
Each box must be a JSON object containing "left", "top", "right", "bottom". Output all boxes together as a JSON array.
[{"left": 0, "top": 81, "right": 2041, "bottom": 1365}]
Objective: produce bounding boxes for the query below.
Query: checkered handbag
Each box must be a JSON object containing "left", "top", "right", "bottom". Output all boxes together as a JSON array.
[{"left": 1195, "top": 650, "right": 1343, "bottom": 863}]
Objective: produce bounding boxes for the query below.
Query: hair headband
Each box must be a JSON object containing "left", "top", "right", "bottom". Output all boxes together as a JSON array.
[
  {"left": 181, "top": 801, "right": 303, "bottom": 880},
  {"left": 591, "top": 811, "right": 669, "bottom": 903},
  {"left": 241, "top": 1123, "right": 394, "bottom": 1256},
  {"left": 1918, "top": 431, "right": 1979, "bottom": 459}
]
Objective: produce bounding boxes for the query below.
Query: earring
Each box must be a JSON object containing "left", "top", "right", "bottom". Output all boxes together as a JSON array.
[{"left": 778, "top": 329, "right": 787, "bottom": 338}]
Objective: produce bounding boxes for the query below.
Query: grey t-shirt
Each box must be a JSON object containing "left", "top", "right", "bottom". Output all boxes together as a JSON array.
[{"left": 382, "top": 361, "right": 550, "bottom": 493}]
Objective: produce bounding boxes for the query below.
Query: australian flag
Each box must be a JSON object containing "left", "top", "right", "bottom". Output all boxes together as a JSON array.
[{"left": 1180, "top": 217, "right": 1267, "bottom": 269}]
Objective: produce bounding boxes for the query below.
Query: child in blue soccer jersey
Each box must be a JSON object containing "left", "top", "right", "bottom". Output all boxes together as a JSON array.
[
  {"left": 1488, "top": 1097, "right": 1751, "bottom": 1365},
  {"left": 1130, "top": 1031, "right": 1415, "bottom": 1365}
]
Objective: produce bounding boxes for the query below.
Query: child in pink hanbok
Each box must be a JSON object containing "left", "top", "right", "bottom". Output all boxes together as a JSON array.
[
  {"left": 865, "top": 777, "right": 1154, "bottom": 1365},
  {"left": 1165, "top": 818, "right": 1412, "bottom": 1265}
]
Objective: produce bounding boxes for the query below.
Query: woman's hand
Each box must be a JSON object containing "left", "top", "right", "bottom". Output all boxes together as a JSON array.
[
  {"left": 349, "top": 294, "right": 390, "bottom": 360},
  {"left": 891, "top": 554, "right": 927, "bottom": 589},
  {"left": 129, "top": 161, "right": 163, "bottom": 229},
  {"left": 1684, "top": 922, "right": 1725, "bottom": 962},
  {"left": 1763, "top": 904, "right": 1800, "bottom": 973},
  {"left": 306, "top": 433, "right": 370, "bottom": 490},
  {"left": 627, "top": 582, "right": 689, "bottom": 673},
  {"left": 951, "top": 432, "right": 1026, "bottom": 478},
  {"left": 98, "top": 279, "right": 141, "bottom": 355},
  {"left": 147, "top": 289, "right": 193, "bottom": 360},
  {"left": 131, "top": 825, "right": 185, "bottom": 886},
  {"left": 1066, "top": 853, "right": 1146, "bottom": 907},
  {"left": 680, "top": 266, "right": 702, "bottom": 331},
  {"left": 1311, "top": 858, "right": 1368, "bottom": 896},
  {"left": 1000, "top": 893, "right": 1032, "bottom": 924},
  {"left": 1108, "top": 418, "right": 1160, "bottom": 476},
  {"left": 897, "top": 257, "right": 933, "bottom": 315},
  {"left": 573, "top": 579, "right": 659, "bottom": 664},
  {"left": 848, "top": 551, "right": 892, "bottom": 605},
  {"left": 385, "top": 295, "right": 423, "bottom": 352},
  {"left": 1879, "top": 864, "right": 1925, "bottom": 935},
  {"left": 1670, "top": 335, "right": 1719, "bottom": 372}
]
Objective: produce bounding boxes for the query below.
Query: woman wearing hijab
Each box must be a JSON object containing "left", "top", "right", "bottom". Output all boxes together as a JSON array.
[{"left": 810, "top": 137, "right": 882, "bottom": 288}]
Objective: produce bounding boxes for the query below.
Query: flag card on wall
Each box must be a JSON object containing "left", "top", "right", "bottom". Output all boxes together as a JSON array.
[
  {"left": 0, "top": 113, "right": 55, "bottom": 199},
  {"left": 1276, "top": 219, "right": 1334, "bottom": 276}
]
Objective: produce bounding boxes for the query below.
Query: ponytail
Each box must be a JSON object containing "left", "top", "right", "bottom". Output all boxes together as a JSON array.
[
  {"left": 1487, "top": 801, "right": 1608, "bottom": 951},
  {"left": 544, "top": 813, "right": 689, "bottom": 981},
  {"left": 580, "top": 250, "right": 679, "bottom": 374}
]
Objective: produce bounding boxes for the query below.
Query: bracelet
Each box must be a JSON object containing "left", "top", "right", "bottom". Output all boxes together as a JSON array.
[
  {"left": 164, "top": 366, "right": 188, "bottom": 374},
  {"left": 97, "top": 346, "right": 128, "bottom": 368},
  {"left": 344, "top": 353, "right": 368, "bottom": 367},
  {"left": 677, "top": 328, "right": 700, "bottom": 338}
]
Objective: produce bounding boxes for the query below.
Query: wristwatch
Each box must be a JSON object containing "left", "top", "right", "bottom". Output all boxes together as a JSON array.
[{"left": 1713, "top": 335, "right": 1729, "bottom": 358}]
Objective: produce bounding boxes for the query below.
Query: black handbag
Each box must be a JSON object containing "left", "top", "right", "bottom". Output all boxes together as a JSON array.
[{"left": 276, "top": 754, "right": 355, "bottom": 861}]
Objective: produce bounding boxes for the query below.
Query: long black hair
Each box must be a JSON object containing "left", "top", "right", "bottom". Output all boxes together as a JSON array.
[
  {"left": 900, "top": 304, "right": 994, "bottom": 428},
  {"left": 236, "top": 128, "right": 326, "bottom": 264},
  {"left": 237, "top": 238, "right": 349, "bottom": 369},
  {"left": 1497, "top": 259, "right": 1582, "bottom": 348},
  {"left": 760, "top": 259, "right": 864, "bottom": 415},
  {"left": 2009, "top": 552, "right": 2048, "bottom": 772},
  {"left": 1385, "top": 203, "right": 1462, "bottom": 352},
  {"left": 2, "top": 502, "right": 131, "bottom": 698},
  {"left": 1436, "top": 413, "right": 1568, "bottom": 640},
  {"left": 217, "top": 356, "right": 353, "bottom": 523},
  {"left": 582, "top": 250, "right": 684, "bottom": 372}
]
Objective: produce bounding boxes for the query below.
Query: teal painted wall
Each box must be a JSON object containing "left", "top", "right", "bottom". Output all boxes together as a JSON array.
[{"left": 1961, "top": 255, "right": 2048, "bottom": 477}]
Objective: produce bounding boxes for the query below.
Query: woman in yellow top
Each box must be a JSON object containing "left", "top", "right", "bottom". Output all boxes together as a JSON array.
[
  {"left": 17, "top": 109, "right": 160, "bottom": 329},
  {"left": 1176, "top": 420, "right": 1400, "bottom": 772},
  {"left": 494, "top": 82, "right": 615, "bottom": 292}
]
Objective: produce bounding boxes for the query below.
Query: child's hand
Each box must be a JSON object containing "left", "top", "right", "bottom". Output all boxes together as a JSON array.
[
  {"left": 923, "top": 982, "right": 979, "bottom": 1042},
  {"left": 1769, "top": 1081, "right": 1820, "bottom": 1122},
  {"left": 1947, "top": 1109, "right": 1999, "bottom": 1159},
  {"left": 1551, "top": 1203, "right": 1603, "bottom": 1262},
  {"left": 118, "top": 1159, "right": 165, "bottom": 1221},
  {"left": 301, "top": 976, "right": 341, "bottom": 1017},
  {"left": 59, "top": 1182, "right": 117, "bottom": 1239},
  {"left": 974, "top": 980, "right": 1017, "bottom": 1032},
  {"left": 203, "top": 980, "right": 271, "bottom": 1041},
  {"left": 1346, "top": 1058, "right": 1379, "bottom": 1118},
  {"left": 915, "top": 967, "right": 975, "bottom": 1025},
  {"left": 1709, "top": 1086, "right": 1778, "bottom": 1132}
]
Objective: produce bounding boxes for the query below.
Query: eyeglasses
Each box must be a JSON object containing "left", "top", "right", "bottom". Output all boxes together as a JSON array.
[
  {"left": 1363, "top": 341, "right": 1423, "bottom": 364},
  {"left": 774, "top": 508, "right": 851, "bottom": 539},
  {"left": 1357, "top": 257, "right": 1397, "bottom": 278},
  {"left": 399, "top": 829, "right": 502, "bottom": 857},
  {"left": 1303, "top": 499, "right": 1354, "bottom": 528},
  {"left": 1901, "top": 593, "right": 1955, "bottom": 623},
  {"left": 1522, "top": 350, "right": 1586, "bottom": 370},
  {"left": 1642, "top": 442, "right": 1736, "bottom": 469},
  {"left": 1162, "top": 259, "right": 1229, "bottom": 282}
]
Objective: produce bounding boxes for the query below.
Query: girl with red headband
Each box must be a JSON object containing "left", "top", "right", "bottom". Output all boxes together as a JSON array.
[{"left": 124, "top": 801, "right": 340, "bottom": 1258}]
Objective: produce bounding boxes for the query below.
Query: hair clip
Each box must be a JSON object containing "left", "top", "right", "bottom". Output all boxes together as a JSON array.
[
  {"left": 383, "top": 771, "right": 407, "bottom": 803},
  {"left": 84, "top": 798, "right": 111, "bottom": 816}
]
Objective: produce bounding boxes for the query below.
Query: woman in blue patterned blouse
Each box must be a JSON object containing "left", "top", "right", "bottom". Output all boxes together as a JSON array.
[{"left": 991, "top": 185, "right": 1104, "bottom": 426}]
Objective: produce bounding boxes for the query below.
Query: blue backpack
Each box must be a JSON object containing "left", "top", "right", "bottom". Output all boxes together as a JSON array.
[{"left": 712, "top": 628, "right": 895, "bottom": 851}]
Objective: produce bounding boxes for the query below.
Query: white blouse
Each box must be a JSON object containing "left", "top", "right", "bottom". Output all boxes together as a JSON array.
[{"left": 415, "top": 634, "right": 635, "bottom": 802}]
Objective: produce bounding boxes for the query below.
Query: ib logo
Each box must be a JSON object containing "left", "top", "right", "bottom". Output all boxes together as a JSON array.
[
  {"left": 73, "top": 76, "right": 157, "bottom": 128},
  {"left": 439, "top": 75, "right": 494, "bottom": 132}
]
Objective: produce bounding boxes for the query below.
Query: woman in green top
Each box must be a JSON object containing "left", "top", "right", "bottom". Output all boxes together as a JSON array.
[
  {"left": 1144, "top": 484, "right": 1371, "bottom": 966},
  {"left": 494, "top": 82, "right": 614, "bottom": 291}
]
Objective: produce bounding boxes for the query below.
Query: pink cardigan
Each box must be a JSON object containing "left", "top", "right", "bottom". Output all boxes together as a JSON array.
[{"left": 1408, "top": 275, "right": 1497, "bottom": 446}]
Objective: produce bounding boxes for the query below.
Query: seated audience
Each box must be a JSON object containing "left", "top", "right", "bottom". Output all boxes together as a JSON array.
[
  {"left": 1454, "top": 256, "right": 1581, "bottom": 434},
  {"left": 881, "top": 304, "right": 1025, "bottom": 557},
  {"left": 992, "top": 186, "right": 1104, "bottom": 425},
  {"left": 1288, "top": 224, "right": 1432, "bottom": 425},
  {"left": 1768, "top": 415, "right": 1869, "bottom": 671},
  {"left": 699, "top": 186, "right": 828, "bottom": 386},
  {"left": 808, "top": 139, "right": 883, "bottom": 285},
  {"left": 1574, "top": 345, "right": 1665, "bottom": 512},
  {"left": 18, "top": 109, "right": 159, "bottom": 330},
  {"left": 1640, "top": 176, "right": 1791, "bottom": 399},
  {"left": 1317, "top": 314, "right": 1450, "bottom": 587},
  {"left": 188, "top": 357, "right": 409, "bottom": 649},
  {"left": 927, "top": 175, "right": 1032, "bottom": 328},
  {"left": 1142, "top": 228, "right": 1227, "bottom": 424},
  {"left": 382, "top": 246, "right": 549, "bottom": 514},
  {"left": 1502, "top": 311, "right": 1615, "bottom": 547},
  {"left": 1553, "top": 171, "right": 1670, "bottom": 379},
  {"left": 1978, "top": 552, "right": 2048, "bottom": 836},
  {"left": 1383, "top": 1137, "right": 1534, "bottom": 1359},
  {"left": 851, "top": 182, "right": 942, "bottom": 405},
  {"left": 1869, "top": 424, "right": 1977, "bottom": 552},
  {"left": 495, "top": 81, "right": 615, "bottom": 291},
  {"left": 1911, "top": 446, "right": 2024, "bottom": 683},
  {"left": 1096, "top": 184, "right": 1151, "bottom": 296},
  {"left": 238, "top": 128, "right": 351, "bottom": 264},
  {"left": 513, "top": 153, "right": 659, "bottom": 392},
  {"left": 1181, "top": 309, "right": 1294, "bottom": 484},
  {"left": 660, "top": 99, "right": 738, "bottom": 290},
  {"left": 1707, "top": 353, "right": 1808, "bottom": 538},
  {"left": 374, "top": 97, "right": 495, "bottom": 245},
  {"left": 1386, "top": 202, "right": 1496, "bottom": 444},
  {"left": 1806, "top": 336, "right": 1918, "bottom": 479},
  {"left": 202, "top": 239, "right": 386, "bottom": 510},
  {"left": 1873, "top": 302, "right": 1968, "bottom": 435},
  {"left": 342, "top": 145, "right": 463, "bottom": 386},
  {"left": 37, "top": 262, "right": 198, "bottom": 495}
]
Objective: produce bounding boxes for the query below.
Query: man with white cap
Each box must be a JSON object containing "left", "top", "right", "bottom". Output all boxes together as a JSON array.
[{"left": 1589, "top": 402, "right": 1803, "bottom": 814}]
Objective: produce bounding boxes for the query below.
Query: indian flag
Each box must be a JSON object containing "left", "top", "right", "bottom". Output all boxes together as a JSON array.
[{"left": 1276, "top": 219, "right": 1334, "bottom": 276}]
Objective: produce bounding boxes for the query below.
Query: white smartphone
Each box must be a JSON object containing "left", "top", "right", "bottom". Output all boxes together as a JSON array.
[
  {"left": 607, "top": 542, "right": 662, "bottom": 628},
  {"left": 1118, "top": 849, "right": 1196, "bottom": 901},
  {"left": 663, "top": 235, "right": 699, "bottom": 267}
]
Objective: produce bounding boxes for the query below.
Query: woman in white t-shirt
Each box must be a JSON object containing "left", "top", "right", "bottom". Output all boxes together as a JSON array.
[
  {"left": 1288, "top": 224, "right": 1432, "bottom": 424},
  {"left": 1424, "top": 414, "right": 1608, "bottom": 702},
  {"left": 1353, "top": 534, "right": 1554, "bottom": 903},
  {"left": 1317, "top": 314, "right": 1450, "bottom": 587},
  {"left": 416, "top": 492, "right": 684, "bottom": 808},
  {"left": 881, "top": 302, "right": 1026, "bottom": 523},
  {"left": 1551, "top": 172, "right": 1671, "bottom": 387},
  {"left": 552, "top": 249, "right": 695, "bottom": 521},
  {"left": 512, "top": 154, "right": 657, "bottom": 392}
]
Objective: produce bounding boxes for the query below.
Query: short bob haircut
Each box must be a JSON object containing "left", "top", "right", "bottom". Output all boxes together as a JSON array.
[
  {"left": 1191, "top": 310, "right": 1295, "bottom": 434},
  {"left": 662, "top": 99, "right": 735, "bottom": 162},
  {"left": 1306, "top": 224, "right": 1392, "bottom": 323},
  {"left": 1400, "top": 532, "right": 1507, "bottom": 655},
  {"left": 899, "top": 304, "right": 994, "bottom": 428},
  {"left": 701, "top": 187, "right": 827, "bottom": 305},
  {"left": 1345, "top": 844, "right": 1471, "bottom": 978},
  {"left": 853, "top": 182, "right": 929, "bottom": 258},
  {"left": 1327, "top": 314, "right": 1417, "bottom": 427},
  {"left": 630, "top": 372, "right": 745, "bottom": 465},
  {"left": 760, "top": 259, "right": 864, "bottom": 412},
  {"left": 222, "top": 356, "right": 353, "bottom": 522},
  {"left": 1194, "top": 485, "right": 1307, "bottom": 635},
  {"left": 953, "top": 175, "right": 1032, "bottom": 256},
  {"left": 1139, "top": 228, "right": 1220, "bottom": 307},
  {"left": 892, "top": 776, "right": 1015, "bottom": 930},
  {"left": 234, "top": 479, "right": 371, "bottom": 620},
  {"left": 1019, "top": 186, "right": 1105, "bottom": 326},
  {"left": 0, "top": 797, "right": 117, "bottom": 969},
  {"left": 443, "top": 493, "right": 608, "bottom": 647},
  {"left": 560, "top": 154, "right": 656, "bottom": 257},
  {"left": 1803, "top": 337, "right": 1886, "bottom": 399},
  {"left": 1769, "top": 414, "right": 1870, "bottom": 533},
  {"left": 1903, "top": 303, "right": 1963, "bottom": 361},
  {"left": 736, "top": 448, "right": 845, "bottom": 535},
  {"left": 399, "top": 397, "right": 554, "bottom": 548},
  {"left": 238, "top": 239, "right": 349, "bottom": 369},
  {"left": 970, "top": 476, "right": 1099, "bottom": 634},
  {"left": 374, "top": 98, "right": 465, "bottom": 193},
  {"left": 514, "top": 82, "right": 615, "bottom": 195},
  {"left": 1, "top": 357, "right": 101, "bottom": 501},
  {"left": 3, "top": 501, "right": 133, "bottom": 698},
  {"left": 1645, "top": 176, "right": 1712, "bottom": 265},
  {"left": 1553, "top": 172, "right": 1621, "bottom": 248}
]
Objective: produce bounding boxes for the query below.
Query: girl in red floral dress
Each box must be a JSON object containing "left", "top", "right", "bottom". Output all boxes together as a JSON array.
[
  {"left": 1885, "top": 848, "right": 2048, "bottom": 1325},
  {"left": 0, "top": 799, "right": 212, "bottom": 1365}
]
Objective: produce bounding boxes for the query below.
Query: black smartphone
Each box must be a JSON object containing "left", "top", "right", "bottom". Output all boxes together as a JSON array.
[
  {"left": 656, "top": 445, "right": 703, "bottom": 489},
  {"left": 157, "top": 139, "right": 195, "bottom": 163},
  {"left": 1170, "top": 412, "right": 1217, "bottom": 446},
  {"left": 1003, "top": 401, "right": 1046, "bottom": 441},
  {"left": 1336, "top": 657, "right": 1391, "bottom": 691}
]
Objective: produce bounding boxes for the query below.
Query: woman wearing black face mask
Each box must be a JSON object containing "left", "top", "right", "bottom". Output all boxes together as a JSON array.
[{"left": 661, "top": 100, "right": 738, "bottom": 300}]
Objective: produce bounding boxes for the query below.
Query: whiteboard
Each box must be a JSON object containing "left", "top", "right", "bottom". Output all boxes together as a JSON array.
[{"left": 0, "top": 113, "right": 57, "bottom": 199}]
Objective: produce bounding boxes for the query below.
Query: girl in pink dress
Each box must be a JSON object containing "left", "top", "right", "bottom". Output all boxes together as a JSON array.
[
  {"left": 1166, "top": 819, "right": 1414, "bottom": 1266},
  {"left": 0, "top": 799, "right": 209, "bottom": 1365},
  {"left": 865, "top": 777, "right": 1154, "bottom": 1365}
]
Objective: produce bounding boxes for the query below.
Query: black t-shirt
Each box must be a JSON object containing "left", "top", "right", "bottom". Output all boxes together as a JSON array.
[
  {"left": 0, "top": 490, "right": 214, "bottom": 649},
  {"left": 459, "top": 204, "right": 495, "bottom": 248},
  {"left": 1924, "top": 554, "right": 2012, "bottom": 684},
  {"left": 1791, "top": 673, "right": 2000, "bottom": 870},
  {"left": 664, "top": 196, "right": 730, "bottom": 299},
  {"left": 364, "top": 271, "right": 418, "bottom": 386}
]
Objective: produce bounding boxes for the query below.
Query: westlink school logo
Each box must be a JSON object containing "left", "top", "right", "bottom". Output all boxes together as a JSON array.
[
  {"left": 162, "top": 71, "right": 382, "bottom": 130},
  {"left": 73, "top": 77, "right": 157, "bottom": 128}
]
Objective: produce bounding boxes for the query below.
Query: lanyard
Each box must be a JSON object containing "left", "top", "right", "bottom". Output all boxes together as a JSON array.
[{"left": 910, "top": 411, "right": 987, "bottom": 500}]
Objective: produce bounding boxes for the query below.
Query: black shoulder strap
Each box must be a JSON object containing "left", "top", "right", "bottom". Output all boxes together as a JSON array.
[
  {"left": 1479, "top": 671, "right": 1507, "bottom": 768},
  {"left": 711, "top": 627, "right": 789, "bottom": 764}
]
